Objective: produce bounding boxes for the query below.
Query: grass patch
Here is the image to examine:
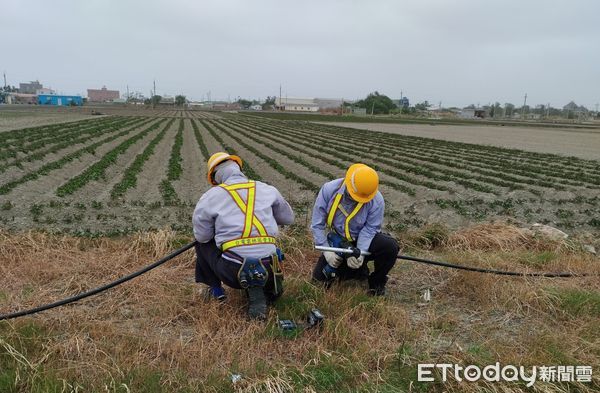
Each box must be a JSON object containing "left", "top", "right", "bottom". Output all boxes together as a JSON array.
[{"left": 547, "top": 287, "right": 600, "bottom": 317}]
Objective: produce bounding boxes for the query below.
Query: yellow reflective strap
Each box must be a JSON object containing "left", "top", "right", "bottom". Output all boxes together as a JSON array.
[
  {"left": 221, "top": 236, "right": 276, "bottom": 251},
  {"left": 252, "top": 213, "right": 268, "bottom": 236},
  {"left": 344, "top": 202, "right": 363, "bottom": 241},
  {"left": 223, "top": 182, "right": 255, "bottom": 191},
  {"left": 220, "top": 181, "right": 269, "bottom": 242},
  {"left": 326, "top": 193, "right": 342, "bottom": 229},
  {"left": 242, "top": 184, "right": 256, "bottom": 237}
]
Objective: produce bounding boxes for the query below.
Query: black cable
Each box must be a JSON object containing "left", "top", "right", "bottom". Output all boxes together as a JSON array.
[
  {"left": 397, "top": 254, "right": 592, "bottom": 277},
  {"left": 0, "top": 241, "right": 197, "bottom": 321}
]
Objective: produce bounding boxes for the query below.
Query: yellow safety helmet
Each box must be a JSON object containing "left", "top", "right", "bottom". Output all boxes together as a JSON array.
[
  {"left": 207, "top": 152, "right": 243, "bottom": 185},
  {"left": 344, "top": 163, "right": 379, "bottom": 203}
]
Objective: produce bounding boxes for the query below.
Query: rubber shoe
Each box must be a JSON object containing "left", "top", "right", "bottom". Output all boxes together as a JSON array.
[
  {"left": 367, "top": 286, "right": 386, "bottom": 297},
  {"left": 208, "top": 286, "right": 227, "bottom": 301},
  {"left": 247, "top": 287, "right": 267, "bottom": 320}
]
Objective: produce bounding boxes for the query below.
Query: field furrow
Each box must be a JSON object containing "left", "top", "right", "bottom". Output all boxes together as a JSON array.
[
  {"left": 57, "top": 119, "right": 167, "bottom": 199},
  {"left": 173, "top": 119, "right": 207, "bottom": 203},
  {"left": 120, "top": 119, "right": 178, "bottom": 203}
]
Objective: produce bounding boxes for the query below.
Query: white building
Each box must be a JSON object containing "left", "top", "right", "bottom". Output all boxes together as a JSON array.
[
  {"left": 250, "top": 104, "right": 263, "bottom": 111},
  {"left": 274, "top": 97, "right": 319, "bottom": 112}
]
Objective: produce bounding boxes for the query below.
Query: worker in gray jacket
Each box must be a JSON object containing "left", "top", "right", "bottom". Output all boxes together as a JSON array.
[
  {"left": 311, "top": 163, "right": 399, "bottom": 295},
  {"left": 193, "top": 152, "right": 295, "bottom": 320}
]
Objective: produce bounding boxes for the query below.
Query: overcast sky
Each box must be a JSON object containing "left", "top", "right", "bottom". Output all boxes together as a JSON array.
[{"left": 3, "top": 0, "right": 599, "bottom": 108}]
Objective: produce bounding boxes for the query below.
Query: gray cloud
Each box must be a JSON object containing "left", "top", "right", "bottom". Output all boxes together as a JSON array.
[{"left": 3, "top": 0, "right": 599, "bottom": 108}]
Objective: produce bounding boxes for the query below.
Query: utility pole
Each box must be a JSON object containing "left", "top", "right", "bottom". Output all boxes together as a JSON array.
[
  {"left": 126, "top": 85, "right": 130, "bottom": 103},
  {"left": 522, "top": 93, "right": 527, "bottom": 120},
  {"left": 2, "top": 71, "right": 6, "bottom": 89},
  {"left": 153, "top": 80, "right": 156, "bottom": 97},
  {"left": 546, "top": 102, "right": 550, "bottom": 118},
  {"left": 279, "top": 84, "right": 282, "bottom": 111}
]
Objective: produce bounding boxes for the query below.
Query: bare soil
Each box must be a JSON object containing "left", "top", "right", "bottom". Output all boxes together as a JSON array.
[
  {"left": 0, "top": 108, "right": 94, "bottom": 132},
  {"left": 172, "top": 119, "right": 207, "bottom": 203}
]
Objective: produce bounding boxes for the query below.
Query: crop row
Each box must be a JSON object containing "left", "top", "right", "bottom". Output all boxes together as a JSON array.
[
  {"left": 0, "top": 117, "right": 145, "bottom": 172},
  {"left": 198, "top": 120, "right": 262, "bottom": 182},
  {"left": 190, "top": 119, "right": 209, "bottom": 160},
  {"left": 225, "top": 120, "right": 417, "bottom": 196},
  {"left": 274, "top": 122, "right": 549, "bottom": 192},
  {"left": 303, "top": 120, "right": 600, "bottom": 174},
  {"left": 252, "top": 117, "right": 598, "bottom": 181},
  {"left": 0, "top": 118, "right": 163, "bottom": 195},
  {"left": 303, "top": 122, "right": 600, "bottom": 188},
  {"left": 111, "top": 119, "right": 175, "bottom": 199},
  {"left": 167, "top": 119, "right": 184, "bottom": 181},
  {"left": 0, "top": 117, "right": 106, "bottom": 145},
  {"left": 301, "top": 121, "right": 600, "bottom": 183},
  {"left": 230, "top": 119, "right": 475, "bottom": 194},
  {"left": 208, "top": 121, "right": 320, "bottom": 192},
  {"left": 159, "top": 119, "right": 185, "bottom": 205},
  {"left": 0, "top": 117, "right": 122, "bottom": 160},
  {"left": 55, "top": 119, "right": 167, "bottom": 197}
]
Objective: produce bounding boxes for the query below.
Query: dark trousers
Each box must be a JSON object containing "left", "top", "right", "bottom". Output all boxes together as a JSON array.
[
  {"left": 195, "top": 240, "right": 279, "bottom": 295},
  {"left": 312, "top": 232, "right": 399, "bottom": 288}
]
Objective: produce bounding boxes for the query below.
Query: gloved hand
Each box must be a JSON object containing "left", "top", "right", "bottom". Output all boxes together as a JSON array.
[
  {"left": 347, "top": 255, "right": 364, "bottom": 269},
  {"left": 323, "top": 251, "right": 342, "bottom": 268}
]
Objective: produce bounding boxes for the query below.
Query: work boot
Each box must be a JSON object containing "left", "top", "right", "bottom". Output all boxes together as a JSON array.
[
  {"left": 367, "top": 285, "right": 386, "bottom": 297},
  {"left": 247, "top": 287, "right": 267, "bottom": 320},
  {"left": 207, "top": 285, "right": 227, "bottom": 301},
  {"left": 367, "top": 275, "right": 387, "bottom": 297}
]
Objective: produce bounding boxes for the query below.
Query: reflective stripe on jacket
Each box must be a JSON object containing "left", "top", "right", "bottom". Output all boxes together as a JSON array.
[
  {"left": 193, "top": 171, "right": 294, "bottom": 258},
  {"left": 311, "top": 178, "right": 384, "bottom": 252}
]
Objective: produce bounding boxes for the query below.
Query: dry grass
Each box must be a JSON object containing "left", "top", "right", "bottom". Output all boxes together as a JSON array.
[{"left": 0, "top": 224, "right": 598, "bottom": 392}]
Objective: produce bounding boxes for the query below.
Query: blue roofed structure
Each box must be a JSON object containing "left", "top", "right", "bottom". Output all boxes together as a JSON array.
[{"left": 38, "top": 94, "right": 83, "bottom": 106}]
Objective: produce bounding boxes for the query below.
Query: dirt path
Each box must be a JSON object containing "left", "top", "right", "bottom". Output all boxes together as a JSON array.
[
  {"left": 173, "top": 119, "right": 207, "bottom": 203},
  {"left": 196, "top": 122, "right": 224, "bottom": 155},
  {"left": 321, "top": 122, "right": 600, "bottom": 160}
]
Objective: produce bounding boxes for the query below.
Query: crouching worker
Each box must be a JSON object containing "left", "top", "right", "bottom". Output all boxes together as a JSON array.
[
  {"left": 311, "top": 164, "right": 399, "bottom": 296},
  {"left": 192, "top": 152, "right": 294, "bottom": 320}
]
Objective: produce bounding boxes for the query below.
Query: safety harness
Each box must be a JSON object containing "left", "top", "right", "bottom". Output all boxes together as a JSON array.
[
  {"left": 219, "top": 181, "right": 276, "bottom": 251},
  {"left": 326, "top": 186, "right": 363, "bottom": 242}
]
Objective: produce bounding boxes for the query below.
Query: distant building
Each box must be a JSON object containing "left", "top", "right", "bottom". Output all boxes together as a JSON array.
[
  {"left": 159, "top": 96, "right": 175, "bottom": 105},
  {"left": 35, "top": 88, "right": 55, "bottom": 95},
  {"left": 350, "top": 107, "right": 367, "bottom": 116},
  {"left": 274, "top": 97, "right": 319, "bottom": 112},
  {"left": 87, "top": 86, "right": 120, "bottom": 102},
  {"left": 212, "top": 102, "right": 242, "bottom": 111},
  {"left": 7, "top": 93, "right": 37, "bottom": 105},
  {"left": 250, "top": 104, "right": 262, "bottom": 111},
  {"left": 459, "top": 108, "right": 487, "bottom": 119},
  {"left": 38, "top": 94, "right": 83, "bottom": 106},
  {"left": 314, "top": 98, "right": 345, "bottom": 109},
  {"left": 19, "top": 80, "right": 43, "bottom": 94}
]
